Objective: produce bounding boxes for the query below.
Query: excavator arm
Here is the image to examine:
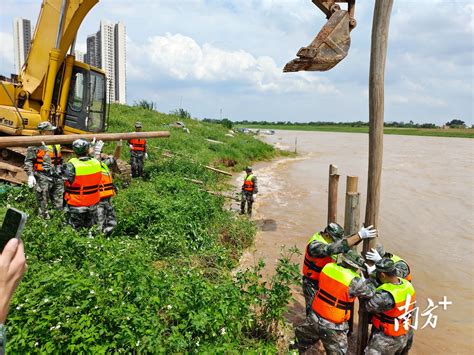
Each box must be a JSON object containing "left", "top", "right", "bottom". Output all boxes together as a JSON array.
[
  {"left": 21, "top": 0, "right": 99, "bottom": 102},
  {"left": 284, "top": 0, "right": 356, "bottom": 72}
]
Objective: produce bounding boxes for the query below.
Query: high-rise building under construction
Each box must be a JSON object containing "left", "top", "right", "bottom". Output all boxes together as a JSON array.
[{"left": 13, "top": 18, "right": 32, "bottom": 74}]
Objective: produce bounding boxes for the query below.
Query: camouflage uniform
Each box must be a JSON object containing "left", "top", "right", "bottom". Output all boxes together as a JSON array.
[
  {"left": 24, "top": 145, "right": 64, "bottom": 218},
  {"left": 130, "top": 150, "right": 145, "bottom": 178},
  {"left": 240, "top": 174, "right": 258, "bottom": 215},
  {"left": 296, "top": 275, "right": 376, "bottom": 354},
  {"left": 96, "top": 156, "right": 117, "bottom": 234},
  {"left": 62, "top": 157, "right": 99, "bottom": 230},
  {"left": 365, "top": 288, "right": 413, "bottom": 355},
  {"left": 302, "top": 237, "right": 351, "bottom": 315}
]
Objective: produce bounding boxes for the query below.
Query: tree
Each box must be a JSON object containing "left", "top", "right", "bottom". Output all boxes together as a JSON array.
[
  {"left": 220, "top": 118, "right": 233, "bottom": 129},
  {"left": 445, "top": 119, "right": 466, "bottom": 128}
]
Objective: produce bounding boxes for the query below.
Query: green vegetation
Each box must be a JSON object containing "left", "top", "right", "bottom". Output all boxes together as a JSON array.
[
  {"left": 236, "top": 123, "right": 474, "bottom": 138},
  {"left": 2, "top": 104, "right": 300, "bottom": 352},
  {"left": 133, "top": 99, "right": 157, "bottom": 111}
]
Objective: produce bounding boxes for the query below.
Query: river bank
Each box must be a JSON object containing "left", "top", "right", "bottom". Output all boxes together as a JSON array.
[{"left": 237, "top": 129, "right": 474, "bottom": 354}]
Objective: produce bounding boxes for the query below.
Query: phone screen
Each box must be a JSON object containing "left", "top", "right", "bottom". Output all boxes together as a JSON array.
[{"left": 0, "top": 208, "right": 27, "bottom": 252}]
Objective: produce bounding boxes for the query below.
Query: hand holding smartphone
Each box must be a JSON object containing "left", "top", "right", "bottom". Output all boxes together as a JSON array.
[{"left": 0, "top": 208, "right": 27, "bottom": 253}]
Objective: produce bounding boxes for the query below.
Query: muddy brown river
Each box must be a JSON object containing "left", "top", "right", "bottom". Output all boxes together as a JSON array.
[{"left": 237, "top": 130, "right": 474, "bottom": 354}]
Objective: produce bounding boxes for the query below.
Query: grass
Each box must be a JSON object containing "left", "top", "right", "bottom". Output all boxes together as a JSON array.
[
  {"left": 239, "top": 124, "right": 474, "bottom": 138},
  {"left": 1, "top": 104, "right": 300, "bottom": 353}
]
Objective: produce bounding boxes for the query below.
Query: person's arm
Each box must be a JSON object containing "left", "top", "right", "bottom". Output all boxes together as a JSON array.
[
  {"left": 102, "top": 156, "right": 115, "bottom": 167},
  {"left": 308, "top": 239, "right": 349, "bottom": 258},
  {"left": 252, "top": 176, "right": 258, "bottom": 193},
  {"left": 23, "top": 147, "right": 36, "bottom": 176},
  {"left": 349, "top": 277, "right": 376, "bottom": 299},
  {"left": 365, "top": 290, "right": 395, "bottom": 313},
  {"left": 0, "top": 238, "right": 27, "bottom": 324},
  {"left": 61, "top": 162, "right": 76, "bottom": 184}
]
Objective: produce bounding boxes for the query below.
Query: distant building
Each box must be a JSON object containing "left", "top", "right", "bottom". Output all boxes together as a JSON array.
[
  {"left": 86, "top": 21, "right": 126, "bottom": 104},
  {"left": 13, "top": 18, "right": 32, "bottom": 73}
]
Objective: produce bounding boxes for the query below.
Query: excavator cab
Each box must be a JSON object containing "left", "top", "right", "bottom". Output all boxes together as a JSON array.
[
  {"left": 63, "top": 65, "right": 107, "bottom": 134},
  {"left": 284, "top": 0, "right": 356, "bottom": 72}
]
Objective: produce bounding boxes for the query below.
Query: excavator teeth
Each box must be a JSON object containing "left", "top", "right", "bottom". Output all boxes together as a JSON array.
[{"left": 284, "top": 10, "right": 351, "bottom": 72}]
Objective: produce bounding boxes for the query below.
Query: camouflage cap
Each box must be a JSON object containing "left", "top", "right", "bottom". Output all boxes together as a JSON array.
[
  {"left": 135, "top": 121, "right": 142, "bottom": 128},
  {"left": 72, "top": 139, "right": 90, "bottom": 155},
  {"left": 37, "top": 121, "right": 56, "bottom": 131},
  {"left": 340, "top": 250, "right": 364, "bottom": 269},
  {"left": 245, "top": 166, "right": 252, "bottom": 172},
  {"left": 324, "top": 222, "right": 344, "bottom": 241},
  {"left": 375, "top": 258, "right": 396, "bottom": 273}
]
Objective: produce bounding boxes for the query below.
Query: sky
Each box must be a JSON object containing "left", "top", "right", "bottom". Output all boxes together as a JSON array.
[{"left": 0, "top": 0, "right": 473, "bottom": 125}]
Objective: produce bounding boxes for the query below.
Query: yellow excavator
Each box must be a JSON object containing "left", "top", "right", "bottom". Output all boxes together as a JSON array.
[
  {"left": 284, "top": 0, "right": 356, "bottom": 72},
  {"left": 0, "top": 0, "right": 168, "bottom": 183}
]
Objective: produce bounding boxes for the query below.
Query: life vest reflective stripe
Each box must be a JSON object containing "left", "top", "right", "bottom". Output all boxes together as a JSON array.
[
  {"left": 33, "top": 145, "right": 62, "bottom": 171},
  {"left": 242, "top": 174, "right": 255, "bottom": 191},
  {"left": 391, "top": 254, "right": 412, "bottom": 282},
  {"left": 99, "top": 162, "right": 115, "bottom": 199},
  {"left": 371, "top": 278, "right": 416, "bottom": 337},
  {"left": 302, "top": 233, "right": 337, "bottom": 281},
  {"left": 64, "top": 158, "right": 102, "bottom": 207},
  {"left": 129, "top": 138, "right": 146, "bottom": 151},
  {"left": 311, "top": 263, "right": 358, "bottom": 323}
]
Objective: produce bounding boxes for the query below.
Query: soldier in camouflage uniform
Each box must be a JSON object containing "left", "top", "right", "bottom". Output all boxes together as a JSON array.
[
  {"left": 62, "top": 139, "right": 102, "bottom": 230},
  {"left": 24, "top": 122, "right": 64, "bottom": 219},
  {"left": 295, "top": 252, "right": 377, "bottom": 354},
  {"left": 366, "top": 244, "right": 412, "bottom": 281},
  {"left": 93, "top": 140, "right": 118, "bottom": 234},
  {"left": 240, "top": 166, "right": 258, "bottom": 216},
  {"left": 128, "top": 122, "right": 148, "bottom": 178},
  {"left": 302, "top": 223, "right": 378, "bottom": 315},
  {"left": 365, "top": 259, "right": 416, "bottom": 355}
]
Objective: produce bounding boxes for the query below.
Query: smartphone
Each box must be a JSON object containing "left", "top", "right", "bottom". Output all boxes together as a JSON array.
[{"left": 0, "top": 207, "right": 27, "bottom": 252}]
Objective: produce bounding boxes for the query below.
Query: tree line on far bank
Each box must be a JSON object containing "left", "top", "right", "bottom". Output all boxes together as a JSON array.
[{"left": 208, "top": 119, "right": 468, "bottom": 129}]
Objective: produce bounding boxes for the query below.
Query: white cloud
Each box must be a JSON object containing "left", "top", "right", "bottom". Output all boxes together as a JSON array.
[{"left": 128, "top": 33, "right": 338, "bottom": 94}]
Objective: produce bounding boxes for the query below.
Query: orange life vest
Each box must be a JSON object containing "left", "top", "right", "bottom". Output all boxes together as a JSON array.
[
  {"left": 311, "top": 263, "right": 358, "bottom": 324},
  {"left": 64, "top": 158, "right": 102, "bottom": 207},
  {"left": 99, "top": 162, "right": 115, "bottom": 199},
  {"left": 371, "top": 278, "right": 416, "bottom": 337},
  {"left": 242, "top": 174, "right": 255, "bottom": 192},
  {"left": 302, "top": 233, "right": 337, "bottom": 281},
  {"left": 129, "top": 138, "right": 146, "bottom": 151},
  {"left": 33, "top": 145, "right": 62, "bottom": 171}
]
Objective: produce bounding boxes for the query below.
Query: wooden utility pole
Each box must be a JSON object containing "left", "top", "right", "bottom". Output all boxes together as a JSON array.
[
  {"left": 327, "top": 164, "right": 340, "bottom": 224},
  {"left": 344, "top": 175, "right": 360, "bottom": 236},
  {"left": 344, "top": 175, "right": 360, "bottom": 335},
  {"left": 357, "top": 1, "right": 394, "bottom": 354}
]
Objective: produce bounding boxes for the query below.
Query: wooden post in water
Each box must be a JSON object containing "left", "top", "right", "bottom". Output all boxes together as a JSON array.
[
  {"left": 344, "top": 175, "right": 360, "bottom": 335},
  {"left": 357, "top": 1, "right": 394, "bottom": 354},
  {"left": 344, "top": 176, "right": 360, "bottom": 236},
  {"left": 327, "top": 164, "right": 340, "bottom": 224}
]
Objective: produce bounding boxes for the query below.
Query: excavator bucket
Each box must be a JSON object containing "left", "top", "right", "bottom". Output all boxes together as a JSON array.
[{"left": 284, "top": 10, "right": 351, "bottom": 72}]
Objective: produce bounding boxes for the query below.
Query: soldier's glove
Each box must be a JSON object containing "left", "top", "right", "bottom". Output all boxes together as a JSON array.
[
  {"left": 365, "top": 248, "right": 382, "bottom": 262},
  {"left": 41, "top": 141, "right": 46, "bottom": 147},
  {"left": 252, "top": 194, "right": 257, "bottom": 200},
  {"left": 145, "top": 153, "right": 149, "bottom": 159},
  {"left": 94, "top": 140, "right": 105, "bottom": 156},
  {"left": 358, "top": 225, "right": 377, "bottom": 239},
  {"left": 364, "top": 262, "right": 376, "bottom": 275},
  {"left": 129, "top": 144, "right": 133, "bottom": 150},
  {"left": 27, "top": 175, "right": 37, "bottom": 188},
  {"left": 117, "top": 139, "right": 123, "bottom": 147}
]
